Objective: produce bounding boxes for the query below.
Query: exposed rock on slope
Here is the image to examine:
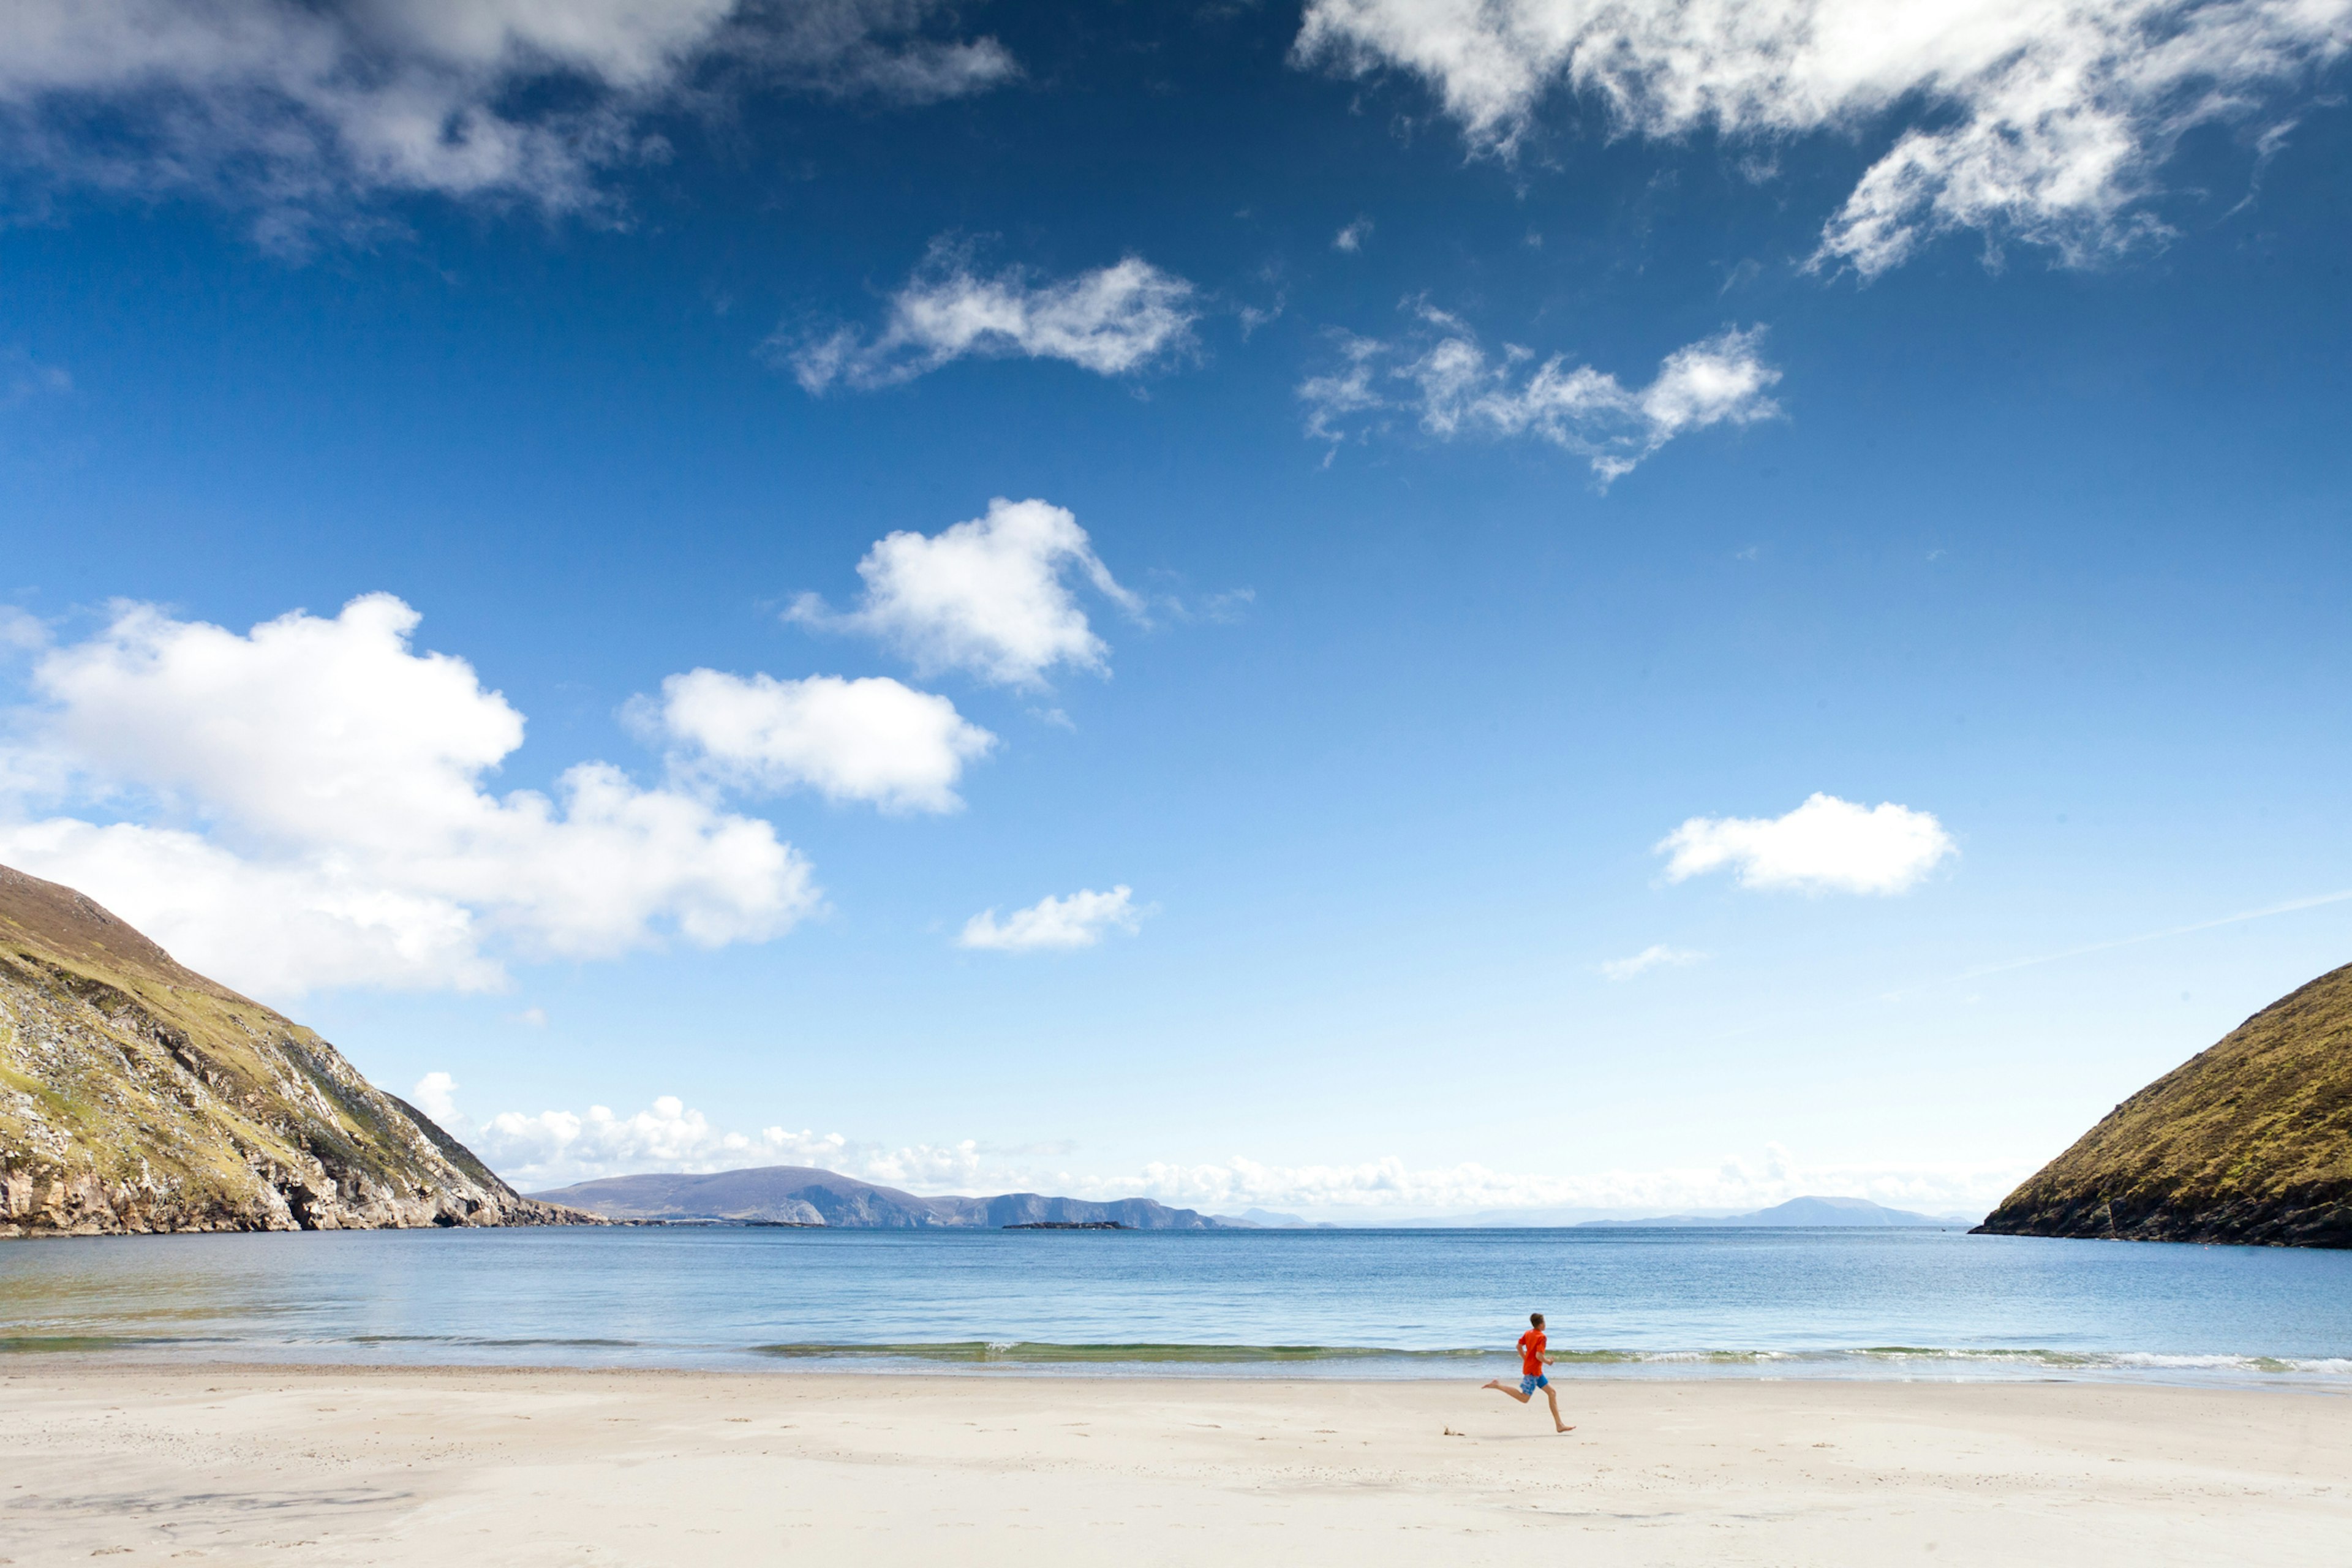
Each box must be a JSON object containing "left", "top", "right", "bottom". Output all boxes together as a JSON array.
[
  {"left": 0, "top": 864, "right": 595, "bottom": 1237},
  {"left": 1977, "top": 962, "right": 2352, "bottom": 1248},
  {"left": 532, "top": 1164, "right": 1232, "bottom": 1229}
]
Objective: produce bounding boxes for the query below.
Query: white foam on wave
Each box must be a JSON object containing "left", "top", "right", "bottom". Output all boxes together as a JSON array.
[{"left": 1581, "top": 1346, "right": 2352, "bottom": 1381}]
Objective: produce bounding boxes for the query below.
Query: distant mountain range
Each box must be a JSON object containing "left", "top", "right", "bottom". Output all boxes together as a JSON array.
[
  {"left": 1387, "top": 1195, "right": 1967, "bottom": 1228},
  {"left": 1216, "top": 1207, "right": 1339, "bottom": 1229},
  {"left": 1574, "top": 1196, "right": 1967, "bottom": 1228},
  {"left": 527, "top": 1171, "right": 1972, "bottom": 1231},
  {"left": 529, "top": 1164, "right": 1233, "bottom": 1229}
]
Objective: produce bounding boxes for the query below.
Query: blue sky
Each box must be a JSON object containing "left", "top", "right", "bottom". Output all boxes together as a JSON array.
[{"left": 3, "top": 0, "right": 2349, "bottom": 1217}]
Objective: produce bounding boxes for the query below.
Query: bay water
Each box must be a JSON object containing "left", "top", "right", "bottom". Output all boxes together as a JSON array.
[{"left": 4, "top": 1226, "right": 2348, "bottom": 1385}]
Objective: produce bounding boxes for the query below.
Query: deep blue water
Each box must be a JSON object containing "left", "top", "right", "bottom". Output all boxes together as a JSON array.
[{"left": 4, "top": 1226, "right": 2348, "bottom": 1384}]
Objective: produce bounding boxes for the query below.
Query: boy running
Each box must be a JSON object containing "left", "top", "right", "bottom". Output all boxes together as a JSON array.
[{"left": 1483, "top": 1311, "right": 1574, "bottom": 1432}]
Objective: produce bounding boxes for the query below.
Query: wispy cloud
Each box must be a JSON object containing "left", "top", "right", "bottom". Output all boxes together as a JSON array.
[
  {"left": 959, "top": 885, "right": 1144, "bottom": 952},
  {"left": 1659, "top": 793, "right": 1956, "bottom": 895},
  {"left": 1293, "top": 0, "right": 2352, "bottom": 276},
  {"left": 0, "top": 347, "right": 70, "bottom": 410},
  {"left": 786, "top": 242, "right": 1199, "bottom": 392},
  {"left": 1602, "top": 944, "right": 1707, "bottom": 981},
  {"left": 0, "top": 1, "right": 1014, "bottom": 246},
  {"left": 1333, "top": 216, "right": 1373, "bottom": 252},
  {"left": 1301, "top": 307, "right": 1781, "bottom": 482},
  {"left": 1118, "top": 1141, "right": 2011, "bottom": 1217}
]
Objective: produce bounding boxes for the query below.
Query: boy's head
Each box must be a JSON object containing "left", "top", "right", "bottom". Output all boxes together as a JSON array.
[{"left": 1529, "top": 1312, "right": 1545, "bottom": 1329}]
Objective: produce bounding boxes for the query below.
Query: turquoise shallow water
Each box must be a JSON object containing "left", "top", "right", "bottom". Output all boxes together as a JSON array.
[{"left": 3, "top": 1226, "right": 2348, "bottom": 1384}]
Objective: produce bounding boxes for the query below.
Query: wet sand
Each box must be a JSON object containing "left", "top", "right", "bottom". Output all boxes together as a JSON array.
[{"left": 2, "top": 1363, "right": 2346, "bottom": 1566}]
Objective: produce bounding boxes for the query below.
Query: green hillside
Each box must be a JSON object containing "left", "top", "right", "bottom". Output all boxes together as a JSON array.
[
  {"left": 0, "top": 862, "right": 593, "bottom": 1237},
  {"left": 1977, "top": 962, "right": 2352, "bottom": 1248}
]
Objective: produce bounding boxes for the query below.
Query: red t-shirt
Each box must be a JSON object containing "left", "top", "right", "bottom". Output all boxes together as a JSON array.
[{"left": 1518, "top": 1329, "right": 1546, "bottom": 1375}]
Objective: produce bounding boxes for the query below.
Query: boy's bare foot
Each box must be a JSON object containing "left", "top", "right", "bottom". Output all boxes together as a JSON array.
[
  {"left": 1482, "top": 1379, "right": 1504, "bottom": 1390},
  {"left": 1556, "top": 1424, "right": 1575, "bottom": 1433}
]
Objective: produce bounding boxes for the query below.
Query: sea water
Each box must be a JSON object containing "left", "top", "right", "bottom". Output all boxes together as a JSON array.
[{"left": 4, "top": 1226, "right": 2348, "bottom": 1385}]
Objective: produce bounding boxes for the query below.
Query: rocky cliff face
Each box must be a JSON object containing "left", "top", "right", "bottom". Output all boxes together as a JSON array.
[
  {"left": 0, "top": 864, "right": 596, "bottom": 1237},
  {"left": 1976, "top": 962, "right": 2352, "bottom": 1248}
]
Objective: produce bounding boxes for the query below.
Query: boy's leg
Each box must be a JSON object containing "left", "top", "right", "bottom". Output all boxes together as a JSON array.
[
  {"left": 1482, "top": 1378, "right": 1533, "bottom": 1404},
  {"left": 1543, "top": 1382, "right": 1574, "bottom": 1432}
]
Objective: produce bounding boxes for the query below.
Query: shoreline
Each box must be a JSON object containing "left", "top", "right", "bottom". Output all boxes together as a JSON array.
[
  {"left": 6, "top": 1341, "right": 2348, "bottom": 1390},
  {"left": 5, "top": 1363, "right": 2347, "bottom": 1565}
]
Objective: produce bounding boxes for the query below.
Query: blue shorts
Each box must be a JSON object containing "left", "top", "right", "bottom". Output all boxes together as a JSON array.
[{"left": 1520, "top": 1374, "right": 1548, "bottom": 1395}]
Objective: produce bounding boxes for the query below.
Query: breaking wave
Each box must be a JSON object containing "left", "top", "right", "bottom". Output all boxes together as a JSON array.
[{"left": 742, "top": 1341, "right": 2352, "bottom": 1381}]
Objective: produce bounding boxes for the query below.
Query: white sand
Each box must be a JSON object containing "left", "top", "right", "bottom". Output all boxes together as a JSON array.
[{"left": 2, "top": 1363, "right": 2346, "bottom": 1566}]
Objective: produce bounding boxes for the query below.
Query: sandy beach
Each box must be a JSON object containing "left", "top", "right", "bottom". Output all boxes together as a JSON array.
[{"left": 1, "top": 1365, "right": 2345, "bottom": 1566}]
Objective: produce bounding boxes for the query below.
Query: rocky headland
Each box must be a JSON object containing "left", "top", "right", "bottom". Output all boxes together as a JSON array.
[
  {"left": 1975, "top": 961, "right": 2352, "bottom": 1248},
  {"left": 0, "top": 863, "right": 595, "bottom": 1237}
]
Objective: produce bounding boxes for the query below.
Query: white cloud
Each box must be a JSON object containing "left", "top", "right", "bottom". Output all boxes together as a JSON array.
[
  {"left": 412, "top": 1069, "right": 463, "bottom": 1126},
  {"left": 644, "top": 667, "right": 993, "bottom": 815},
  {"left": 1303, "top": 309, "right": 1780, "bottom": 481},
  {"left": 1115, "top": 1141, "right": 2017, "bottom": 1217},
  {"left": 958, "top": 885, "right": 1142, "bottom": 952},
  {"left": 788, "top": 243, "right": 1199, "bottom": 392},
  {"left": 437, "top": 1076, "right": 2020, "bottom": 1215},
  {"left": 0, "top": 594, "right": 817, "bottom": 998},
  {"left": 1294, "top": 0, "right": 2352, "bottom": 276},
  {"left": 1333, "top": 216, "right": 1374, "bottom": 252},
  {"left": 1658, "top": 793, "right": 1956, "bottom": 895},
  {"left": 424, "top": 1077, "right": 993, "bottom": 1192},
  {"left": 726, "top": 1, "right": 1017, "bottom": 101},
  {"left": 0, "top": 1, "right": 1013, "bottom": 243},
  {"left": 788, "top": 497, "right": 1142, "bottom": 688},
  {"left": 1601, "top": 944, "right": 1707, "bottom": 981},
  {"left": 0, "top": 347, "right": 70, "bottom": 410},
  {"left": 1297, "top": 333, "right": 1392, "bottom": 444}
]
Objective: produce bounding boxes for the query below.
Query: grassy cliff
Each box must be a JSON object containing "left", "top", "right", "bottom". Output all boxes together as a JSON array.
[
  {"left": 1977, "top": 962, "right": 2352, "bottom": 1248},
  {"left": 0, "top": 863, "right": 595, "bottom": 1237}
]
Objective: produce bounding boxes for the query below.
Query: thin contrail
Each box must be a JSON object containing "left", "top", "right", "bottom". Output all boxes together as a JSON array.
[
  {"left": 1959, "top": 887, "right": 2352, "bottom": 981},
  {"left": 1690, "top": 884, "right": 2352, "bottom": 1046}
]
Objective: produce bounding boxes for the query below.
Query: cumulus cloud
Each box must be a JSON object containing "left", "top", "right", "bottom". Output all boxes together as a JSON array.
[
  {"left": 788, "top": 497, "right": 1142, "bottom": 688},
  {"left": 958, "top": 885, "right": 1142, "bottom": 952},
  {"left": 411, "top": 1069, "right": 464, "bottom": 1126},
  {"left": 787, "top": 243, "right": 1199, "bottom": 392},
  {"left": 0, "top": 594, "right": 816, "bottom": 998},
  {"left": 1333, "top": 216, "right": 1374, "bottom": 252},
  {"left": 1658, "top": 793, "right": 1956, "bottom": 895},
  {"left": 643, "top": 667, "right": 994, "bottom": 814},
  {"left": 1600, "top": 944, "right": 1706, "bottom": 981},
  {"left": 1294, "top": 0, "right": 2352, "bottom": 276},
  {"left": 0, "top": 1, "right": 1014, "bottom": 243},
  {"left": 1303, "top": 307, "right": 1780, "bottom": 481}
]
